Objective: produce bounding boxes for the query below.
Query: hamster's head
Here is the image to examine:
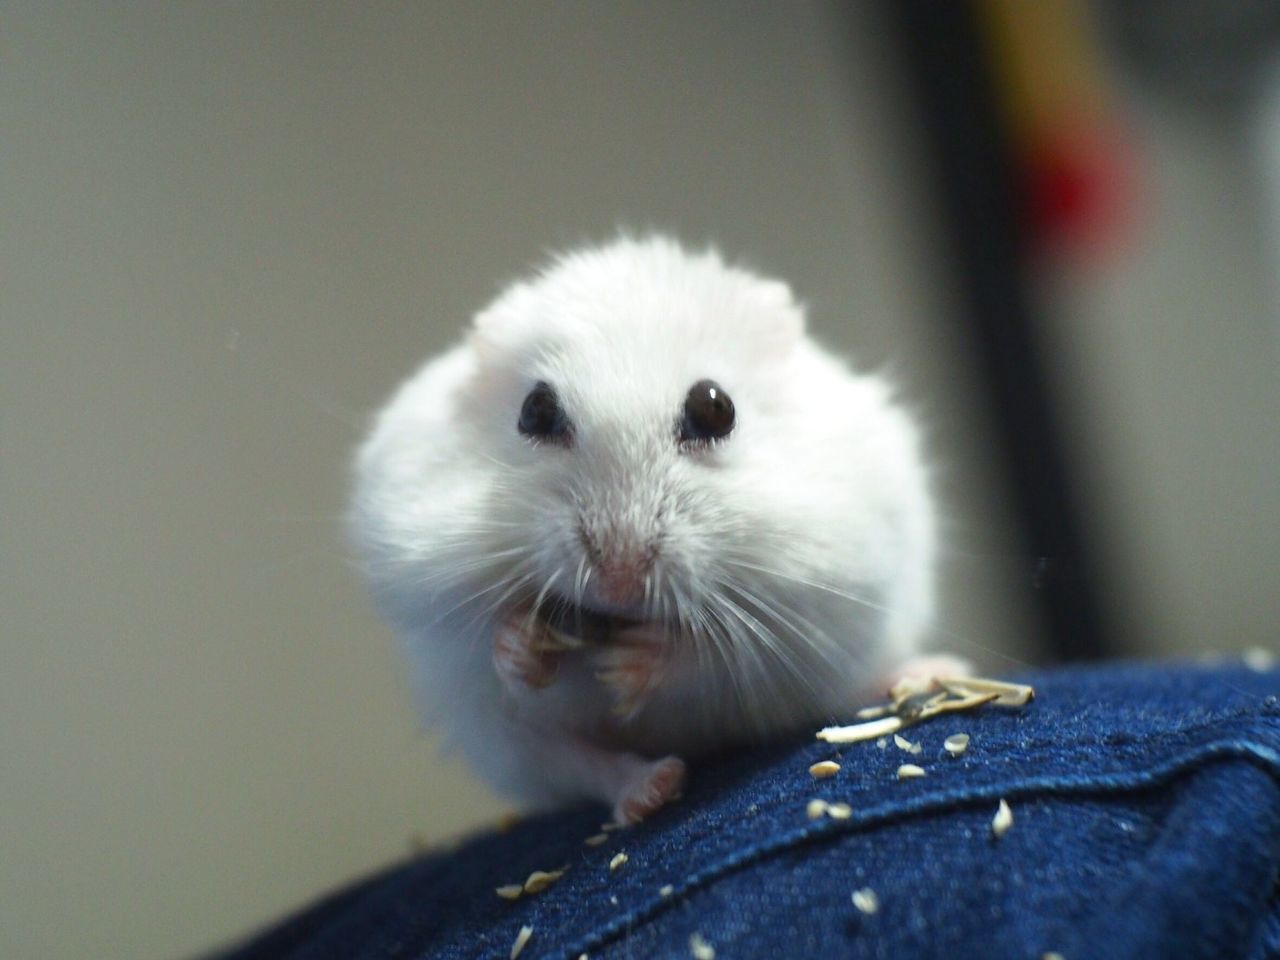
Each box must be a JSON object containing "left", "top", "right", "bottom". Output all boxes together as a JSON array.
[
  {"left": 460, "top": 237, "right": 809, "bottom": 614},
  {"left": 353, "top": 236, "right": 933, "bottom": 720}
]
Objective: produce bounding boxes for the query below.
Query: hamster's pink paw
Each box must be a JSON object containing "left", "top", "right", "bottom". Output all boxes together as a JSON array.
[
  {"left": 877, "top": 654, "right": 973, "bottom": 697},
  {"left": 593, "top": 636, "right": 669, "bottom": 718},
  {"left": 493, "top": 615, "right": 561, "bottom": 692},
  {"left": 612, "top": 755, "right": 686, "bottom": 824}
]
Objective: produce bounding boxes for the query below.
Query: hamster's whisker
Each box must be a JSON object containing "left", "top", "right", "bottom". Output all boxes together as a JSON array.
[
  {"left": 723, "top": 559, "right": 894, "bottom": 617},
  {"left": 710, "top": 598, "right": 774, "bottom": 721},
  {"left": 696, "top": 600, "right": 754, "bottom": 731},
  {"left": 652, "top": 572, "right": 666, "bottom": 633},
  {"left": 572, "top": 554, "right": 589, "bottom": 611},
  {"left": 531, "top": 567, "right": 566, "bottom": 618},
  {"left": 473, "top": 451, "right": 520, "bottom": 472},
  {"left": 721, "top": 579, "right": 831, "bottom": 655},
  {"left": 708, "top": 592, "right": 800, "bottom": 738},
  {"left": 680, "top": 597, "right": 719, "bottom": 733},
  {"left": 457, "top": 573, "right": 539, "bottom": 637},
  {"left": 409, "top": 548, "right": 531, "bottom": 597},
  {"left": 664, "top": 572, "right": 716, "bottom": 726},
  {"left": 485, "top": 562, "right": 542, "bottom": 616},
  {"left": 710, "top": 588, "right": 827, "bottom": 717},
  {"left": 927, "top": 621, "right": 1036, "bottom": 670},
  {"left": 726, "top": 577, "right": 871, "bottom": 676},
  {"left": 668, "top": 576, "right": 700, "bottom": 654},
  {"left": 441, "top": 555, "right": 539, "bottom": 627},
  {"left": 437, "top": 574, "right": 518, "bottom": 626}
]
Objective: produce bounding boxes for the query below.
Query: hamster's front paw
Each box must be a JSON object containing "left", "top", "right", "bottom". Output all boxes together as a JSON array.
[
  {"left": 493, "top": 613, "right": 562, "bottom": 693},
  {"left": 593, "top": 632, "right": 670, "bottom": 719}
]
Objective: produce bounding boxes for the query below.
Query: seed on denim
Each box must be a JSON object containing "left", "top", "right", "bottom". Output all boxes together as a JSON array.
[
  {"left": 876, "top": 737, "right": 888, "bottom": 749},
  {"left": 938, "top": 676, "right": 1035, "bottom": 707},
  {"left": 807, "top": 798, "right": 830, "bottom": 820},
  {"left": 817, "top": 715, "right": 904, "bottom": 744},
  {"left": 609, "top": 852, "right": 628, "bottom": 871},
  {"left": 893, "top": 733, "right": 922, "bottom": 755},
  {"left": 897, "top": 763, "right": 926, "bottom": 779},
  {"left": 992, "top": 799, "right": 1013, "bottom": 838},
  {"left": 510, "top": 924, "right": 533, "bottom": 959},
  {"left": 809, "top": 760, "right": 841, "bottom": 778},
  {"left": 495, "top": 884, "right": 523, "bottom": 901},
  {"left": 1243, "top": 647, "right": 1274, "bottom": 672},
  {"left": 659, "top": 884, "right": 674, "bottom": 897},
  {"left": 523, "top": 869, "right": 565, "bottom": 894},
  {"left": 689, "top": 932, "right": 716, "bottom": 959},
  {"left": 584, "top": 833, "right": 608, "bottom": 846},
  {"left": 1041, "top": 953, "right": 1065, "bottom": 960},
  {"left": 917, "top": 690, "right": 999, "bottom": 719},
  {"left": 944, "top": 733, "right": 970, "bottom": 756},
  {"left": 851, "top": 887, "right": 880, "bottom": 914},
  {"left": 827, "top": 802, "right": 853, "bottom": 819}
]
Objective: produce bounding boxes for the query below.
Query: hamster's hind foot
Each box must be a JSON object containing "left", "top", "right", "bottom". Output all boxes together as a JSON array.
[
  {"left": 876, "top": 653, "right": 973, "bottom": 698},
  {"left": 613, "top": 755, "right": 686, "bottom": 825},
  {"left": 529, "top": 737, "right": 686, "bottom": 825}
]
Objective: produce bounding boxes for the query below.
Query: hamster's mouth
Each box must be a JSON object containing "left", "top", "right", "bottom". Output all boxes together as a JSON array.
[{"left": 535, "top": 596, "right": 647, "bottom": 647}]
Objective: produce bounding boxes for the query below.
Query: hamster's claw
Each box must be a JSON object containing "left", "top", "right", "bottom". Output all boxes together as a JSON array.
[{"left": 493, "top": 614, "right": 562, "bottom": 693}]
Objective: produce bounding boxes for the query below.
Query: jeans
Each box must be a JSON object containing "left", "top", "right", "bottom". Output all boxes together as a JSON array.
[{"left": 213, "top": 660, "right": 1280, "bottom": 960}]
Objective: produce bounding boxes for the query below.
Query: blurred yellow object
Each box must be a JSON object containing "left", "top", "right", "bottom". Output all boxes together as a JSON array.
[{"left": 976, "top": 0, "right": 1139, "bottom": 256}]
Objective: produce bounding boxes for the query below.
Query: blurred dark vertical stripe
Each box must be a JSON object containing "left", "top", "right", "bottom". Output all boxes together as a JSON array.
[{"left": 877, "top": 0, "right": 1113, "bottom": 660}]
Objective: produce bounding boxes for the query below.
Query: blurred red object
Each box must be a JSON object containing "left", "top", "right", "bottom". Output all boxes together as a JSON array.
[
  {"left": 1023, "top": 112, "right": 1137, "bottom": 260},
  {"left": 977, "top": 0, "right": 1141, "bottom": 261}
]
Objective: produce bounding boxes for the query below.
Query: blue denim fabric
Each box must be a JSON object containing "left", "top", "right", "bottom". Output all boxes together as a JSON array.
[{"left": 214, "top": 662, "right": 1280, "bottom": 960}]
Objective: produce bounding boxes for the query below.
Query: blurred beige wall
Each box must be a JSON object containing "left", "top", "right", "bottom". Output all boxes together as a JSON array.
[
  {"left": 1043, "top": 93, "right": 1280, "bottom": 659},
  {"left": 2, "top": 3, "right": 1272, "bottom": 960},
  {"left": 0, "top": 4, "right": 1032, "bottom": 958}
]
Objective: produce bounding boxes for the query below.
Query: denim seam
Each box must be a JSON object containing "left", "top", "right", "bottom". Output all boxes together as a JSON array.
[
  {"left": 948, "top": 702, "right": 1279, "bottom": 757},
  {"left": 565, "top": 733, "right": 1280, "bottom": 960},
  {"left": 720, "top": 711, "right": 1279, "bottom": 855}
]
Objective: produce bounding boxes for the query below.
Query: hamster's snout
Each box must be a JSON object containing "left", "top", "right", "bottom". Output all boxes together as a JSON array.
[
  {"left": 577, "top": 522, "right": 659, "bottom": 611},
  {"left": 589, "top": 553, "right": 654, "bottom": 609}
]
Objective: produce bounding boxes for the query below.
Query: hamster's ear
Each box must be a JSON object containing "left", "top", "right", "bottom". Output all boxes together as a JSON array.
[
  {"left": 751, "top": 279, "right": 806, "bottom": 344},
  {"left": 468, "top": 280, "right": 539, "bottom": 359}
]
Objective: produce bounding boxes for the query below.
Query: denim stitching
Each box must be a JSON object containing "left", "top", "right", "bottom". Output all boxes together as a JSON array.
[{"left": 567, "top": 731, "right": 1280, "bottom": 960}]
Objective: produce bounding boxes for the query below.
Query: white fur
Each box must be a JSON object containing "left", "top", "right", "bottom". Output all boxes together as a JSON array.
[{"left": 350, "top": 236, "right": 935, "bottom": 811}]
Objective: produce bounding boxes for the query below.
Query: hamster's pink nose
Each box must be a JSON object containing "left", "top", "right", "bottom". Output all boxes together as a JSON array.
[
  {"left": 590, "top": 554, "right": 653, "bottom": 609},
  {"left": 578, "top": 520, "right": 658, "bottom": 610}
]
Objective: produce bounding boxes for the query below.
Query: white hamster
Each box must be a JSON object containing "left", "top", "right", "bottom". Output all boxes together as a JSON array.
[{"left": 350, "top": 236, "right": 951, "bottom": 823}]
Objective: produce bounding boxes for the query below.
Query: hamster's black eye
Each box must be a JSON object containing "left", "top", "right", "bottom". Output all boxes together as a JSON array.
[
  {"left": 680, "top": 379, "right": 734, "bottom": 444},
  {"left": 518, "top": 381, "right": 571, "bottom": 443}
]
